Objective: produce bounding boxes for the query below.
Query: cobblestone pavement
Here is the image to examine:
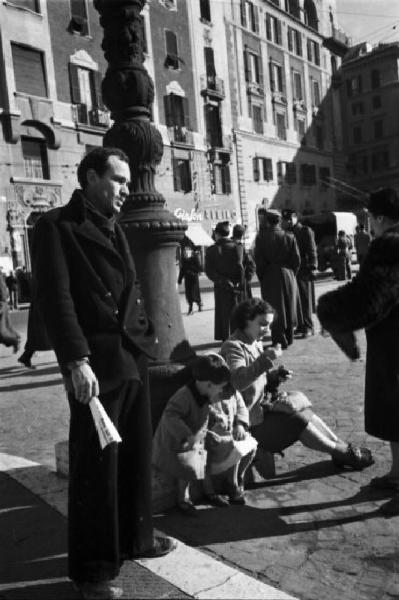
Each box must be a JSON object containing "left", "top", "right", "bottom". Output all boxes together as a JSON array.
[{"left": 2, "top": 279, "right": 399, "bottom": 600}]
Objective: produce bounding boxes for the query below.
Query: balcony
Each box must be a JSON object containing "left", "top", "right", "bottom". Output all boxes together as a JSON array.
[
  {"left": 293, "top": 99, "right": 306, "bottom": 112},
  {"left": 168, "top": 126, "right": 194, "bottom": 146},
  {"left": 72, "top": 104, "right": 110, "bottom": 128},
  {"left": 200, "top": 74, "right": 225, "bottom": 99},
  {"left": 323, "top": 26, "right": 352, "bottom": 57},
  {"left": 247, "top": 82, "right": 264, "bottom": 97},
  {"left": 272, "top": 91, "right": 287, "bottom": 105}
]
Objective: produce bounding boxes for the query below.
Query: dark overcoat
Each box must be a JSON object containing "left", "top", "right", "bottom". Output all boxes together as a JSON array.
[
  {"left": 254, "top": 225, "right": 301, "bottom": 346},
  {"left": 292, "top": 223, "right": 317, "bottom": 330},
  {"left": 178, "top": 253, "right": 201, "bottom": 306},
  {"left": 33, "top": 190, "right": 158, "bottom": 581},
  {"left": 205, "top": 238, "right": 244, "bottom": 341},
  {"left": 317, "top": 225, "right": 399, "bottom": 442}
]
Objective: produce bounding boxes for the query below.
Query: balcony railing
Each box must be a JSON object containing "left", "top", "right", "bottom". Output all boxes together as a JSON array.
[
  {"left": 200, "top": 74, "right": 225, "bottom": 99},
  {"left": 72, "top": 104, "right": 110, "bottom": 128}
]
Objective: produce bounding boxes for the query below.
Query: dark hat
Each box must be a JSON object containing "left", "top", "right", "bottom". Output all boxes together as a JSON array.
[
  {"left": 282, "top": 208, "right": 297, "bottom": 220},
  {"left": 232, "top": 223, "right": 245, "bottom": 237},
  {"left": 215, "top": 221, "right": 230, "bottom": 236}
]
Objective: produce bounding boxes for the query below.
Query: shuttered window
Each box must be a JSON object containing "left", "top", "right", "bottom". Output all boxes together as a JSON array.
[
  {"left": 21, "top": 138, "right": 49, "bottom": 180},
  {"left": 204, "top": 47, "right": 216, "bottom": 79},
  {"left": 165, "top": 30, "right": 179, "bottom": 69},
  {"left": 8, "top": 0, "right": 39, "bottom": 11},
  {"left": 69, "top": 0, "right": 89, "bottom": 35},
  {"left": 200, "top": 0, "right": 211, "bottom": 22},
  {"left": 12, "top": 44, "right": 47, "bottom": 98},
  {"left": 252, "top": 105, "right": 263, "bottom": 134},
  {"left": 173, "top": 158, "right": 192, "bottom": 192},
  {"left": 164, "top": 94, "right": 190, "bottom": 129},
  {"left": 262, "top": 158, "right": 273, "bottom": 181}
]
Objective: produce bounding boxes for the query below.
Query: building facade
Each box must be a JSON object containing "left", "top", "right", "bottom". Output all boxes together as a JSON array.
[
  {"left": 225, "top": 0, "right": 347, "bottom": 241},
  {"left": 339, "top": 42, "right": 399, "bottom": 199}
]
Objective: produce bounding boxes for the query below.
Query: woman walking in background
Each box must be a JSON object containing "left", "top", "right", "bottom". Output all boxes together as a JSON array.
[{"left": 178, "top": 245, "right": 202, "bottom": 315}]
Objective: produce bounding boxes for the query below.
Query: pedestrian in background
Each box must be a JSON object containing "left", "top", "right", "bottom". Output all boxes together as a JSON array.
[
  {"left": 178, "top": 244, "right": 202, "bottom": 315},
  {"left": 33, "top": 147, "right": 176, "bottom": 600},
  {"left": 335, "top": 230, "right": 352, "bottom": 280},
  {"left": 317, "top": 187, "right": 399, "bottom": 516},
  {"left": 231, "top": 224, "right": 256, "bottom": 299},
  {"left": 254, "top": 209, "right": 301, "bottom": 349},
  {"left": 282, "top": 209, "right": 318, "bottom": 338},
  {"left": 354, "top": 224, "right": 371, "bottom": 266},
  {"left": 5, "top": 270, "right": 18, "bottom": 310},
  {"left": 0, "top": 268, "right": 20, "bottom": 353},
  {"left": 205, "top": 221, "right": 245, "bottom": 341}
]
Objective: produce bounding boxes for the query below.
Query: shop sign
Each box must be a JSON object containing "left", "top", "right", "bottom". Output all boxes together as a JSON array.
[{"left": 174, "top": 208, "right": 203, "bottom": 222}]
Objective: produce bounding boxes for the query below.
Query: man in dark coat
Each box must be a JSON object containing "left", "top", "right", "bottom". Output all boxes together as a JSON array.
[
  {"left": 254, "top": 209, "right": 301, "bottom": 348},
  {"left": 33, "top": 147, "right": 176, "bottom": 600},
  {"left": 5, "top": 270, "right": 18, "bottom": 309},
  {"left": 0, "top": 268, "right": 20, "bottom": 352},
  {"left": 354, "top": 224, "right": 371, "bottom": 266},
  {"left": 282, "top": 209, "right": 317, "bottom": 337},
  {"left": 178, "top": 244, "right": 202, "bottom": 314},
  {"left": 205, "top": 221, "right": 244, "bottom": 341},
  {"left": 317, "top": 188, "right": 399, "bottom": 516},
  {"left": 231, "top": 224, "right": 256, "bottom": 299}
]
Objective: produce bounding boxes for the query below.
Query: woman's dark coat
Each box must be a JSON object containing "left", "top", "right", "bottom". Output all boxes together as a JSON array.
[
  {"left": 317, "top": 225, "right": 399, "bottom": 442},
  {"left": 178, "top": 253, "right": 202, "bottom": 306},
  {"left": 254, "top": 225, "right": 301, "bottom": 346}
]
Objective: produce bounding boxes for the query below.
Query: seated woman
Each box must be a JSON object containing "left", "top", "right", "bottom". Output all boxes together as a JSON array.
[{"left": 221, "top": 298, "right": 373, "bottom": 470}]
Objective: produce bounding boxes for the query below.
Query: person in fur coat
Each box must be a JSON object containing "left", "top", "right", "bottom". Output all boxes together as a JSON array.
[{"left": 317, "top": 188, "right": 399, "bottom": 516}]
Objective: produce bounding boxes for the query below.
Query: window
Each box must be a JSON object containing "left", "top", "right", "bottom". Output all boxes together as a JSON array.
[
  {"left": 12, "top": 44, "right": 47, "bottom": 98},
  {"left": 346, "top": 75, "right": 362, "bottom": 97},
  {"left": 214, "top": 154, "right": 231, "bottom": 194},
  {"left": 285, "top": 0, "right": 300, "bottom": 19},
  {"left": 304, "top": 0, "right": 318, "bottom": 31},
  {"left": 371, "top": 149, "right": 389, "bottom": 172},
  {"left": 288, "top": 27, "right": 302, "bottom": 56},
  {"left": 311, "top": 79, "right": 321, "bottom": 106},
  {"left": 200, "top": 0, "right": 211, "bottom": 22},
  {"left": 266, "top": 14, "right": 282, "bottom": 45},
  {"left": 353, "top": 126, "right": 362, "bottom": 144},
  {"left": 244, "top": 52, "right": 261, "bottom": 84},
  {"left": 164, "top": 94, "right": 190, "bottom": 133},
  {"left": 285, "top": 162, "right": 297, "bottom": 184},
  {"left": 253, "top": 157, "right": 273, "bottom": 181},
  {"left": 269, "top": 62, "right": 283, "bottom": 92},
  {"left": 351, "top": 101, "right": 364, "bottom": 116},
  {"left": 307, "top": 39, "right": 320, "bottom": 65},
  {"left": 173, "top": 157, "right": 192, "bottom": 192},
  {"left": 319, "top": 166, "right": 330, "bottom": 189},
  {"left": 315, "top": 125, "right": 323, "bottom": 149},
  {"left": 252, "top": 104, "right": 264, "bottom": 134},
  {"left": 371, "top": 69, "right": 380, "bottom": 89},
  {"left": 300, "top": 164, "right": 316, "bottom": 186},
  {"left": 204, "top": 46, "right": 216, "bottom": 86},
  {"left": 296, "top": 117, "right": 306, "bottom": 143},
  {"left": 241, "top": 0, "right": 259, "bottom": 32},
  {"left": 7, "top": 0, "right": 39, "bottom": 11},
  {"left": 164, "top": 30, "right": 180, "bottom": 69},
  {"left": 69, "top": 0, "right": 89, "bottom": 36},
  {"left": 21, "top": 138, "right": 49, "bottom": 179},
  {"left": 69, "top": 64, "right": 105, "bottom": 125},
  {"left": 293, "top": 71, "right": 303, "bottom": 101},
  {"left": 204, "top": 102, "right": 222, "bottom": 147},
  {"left": 372, "top": 95, "right": 382, "bottom": 110},
  {"left": 276, "top": 112, "right": 286, "bottom": 140},
  {"left": 374, "top": 120, "right": 383, "bottom": 139}
]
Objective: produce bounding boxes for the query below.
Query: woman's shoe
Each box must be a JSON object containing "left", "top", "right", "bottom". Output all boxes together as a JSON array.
[
  {"left": 177, "top": 500, "right": 198, "bottom": 517},
  {"left": 332, "top": 444, "right": 374, "bottom": 471},
  {"left": 204, "top": 493, "right": 229, "bottom": 507}
]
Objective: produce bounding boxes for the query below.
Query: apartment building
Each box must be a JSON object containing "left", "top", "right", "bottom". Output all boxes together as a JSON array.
[
  {"left": 224, "top": 0, "right": 347, "bottom": 241},
  {"left": 0, "top": 0, "right": 108, "bottom": 269},
  {"left": 339, "top": 42, "right": 399, "bottom": 196}
]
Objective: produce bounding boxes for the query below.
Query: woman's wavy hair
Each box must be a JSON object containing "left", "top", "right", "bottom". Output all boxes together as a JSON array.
[
  {"left": 190, "top": 353, "right": 230, "bottom": 384},
  {"left": 232, "top": 298, "right": 276, "bottom": 331}
]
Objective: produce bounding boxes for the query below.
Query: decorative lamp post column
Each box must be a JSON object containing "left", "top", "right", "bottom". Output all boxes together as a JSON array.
[{"left": 93, "top": 0, "right": 192, "bottom": 362}]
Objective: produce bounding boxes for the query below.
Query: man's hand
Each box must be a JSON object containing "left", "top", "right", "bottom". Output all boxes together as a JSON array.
[
  {"left": 71, "top": 363, "right": 99, "bottom": 404},
  {"left": 233, "top": 423, "right": 246, "bottom": 441}
]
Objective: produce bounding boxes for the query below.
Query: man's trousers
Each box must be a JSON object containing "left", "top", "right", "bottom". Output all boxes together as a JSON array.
[{"left": 67, "top": 369, "right": 153, "bottom": 583}]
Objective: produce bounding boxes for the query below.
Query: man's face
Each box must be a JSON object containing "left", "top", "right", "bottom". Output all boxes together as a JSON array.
[
  {"left": 85, "top": 155, "right": 131, "bottom": 216},
  {"left": 369, "top": 213, "right": 384, "bottom": 238}
]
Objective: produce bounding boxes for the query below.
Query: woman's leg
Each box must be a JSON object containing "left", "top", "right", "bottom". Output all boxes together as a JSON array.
[{"left": 308, "top": 413, "right": 340, "bottom": 444}]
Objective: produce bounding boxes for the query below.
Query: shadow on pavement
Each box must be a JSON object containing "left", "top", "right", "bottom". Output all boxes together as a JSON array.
[
  {"left": 0, "top": 366, "right": 60, "bottom": 380},
  {"left": 0, "top": 378, "right": 63, "bottom": 392}
]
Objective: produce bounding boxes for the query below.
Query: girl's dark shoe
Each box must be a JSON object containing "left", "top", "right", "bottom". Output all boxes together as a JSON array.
[
  {"left": 177, "top": 500, "right": 198, "bottom": 517},
  {"left": 332, "top": 444, "right": 374, "bottom": 471},
  {"left": 18, "top": 352, "right": 34, "bottom": 369},
  {"left": 204, "top": 493, "right": 229, "bottom": 507},
  {"left": 73, "top": 581, "right": 123, "bottom": 600}
]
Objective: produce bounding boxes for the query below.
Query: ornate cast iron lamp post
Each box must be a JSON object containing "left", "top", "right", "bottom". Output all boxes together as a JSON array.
[{"left": 94, "top": 0, "right": 191, "bottom": 360}]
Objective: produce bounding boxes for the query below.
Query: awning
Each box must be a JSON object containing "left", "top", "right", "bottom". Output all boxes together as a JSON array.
[{"left": 184, "top": 223, "right": 214, "bottom": 247}]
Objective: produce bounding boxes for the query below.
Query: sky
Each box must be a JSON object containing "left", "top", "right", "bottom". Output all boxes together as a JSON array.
[{"left": 336, "top": 0, "right": 399, "bottom": 46}]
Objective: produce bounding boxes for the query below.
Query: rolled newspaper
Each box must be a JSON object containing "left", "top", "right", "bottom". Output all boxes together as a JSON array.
[{"left": 89, "top": 397, "right": 122, "bottom": 450}]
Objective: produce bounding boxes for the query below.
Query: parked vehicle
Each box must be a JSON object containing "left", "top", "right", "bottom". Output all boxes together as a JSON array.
[{"left": 301, "top": 212, "right": 358, "bottom": 273}]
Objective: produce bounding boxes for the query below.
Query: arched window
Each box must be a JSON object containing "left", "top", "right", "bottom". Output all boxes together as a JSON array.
[
  {"left": 304, "top": 0, "right": 318, "bottom": 31},
  {"left": 285, "top": 0, "right": 300, "bottom": 20}
]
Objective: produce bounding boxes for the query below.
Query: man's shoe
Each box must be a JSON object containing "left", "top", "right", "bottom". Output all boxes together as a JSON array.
[
  {"left": 18, "top": 352, "right": 34, "bottom": 369},
  {"left": 134, "top": 535, "right": 177, "bottom": 558},
  {"left": 73, "top": 581, "right": 123, "bottom": 600}
]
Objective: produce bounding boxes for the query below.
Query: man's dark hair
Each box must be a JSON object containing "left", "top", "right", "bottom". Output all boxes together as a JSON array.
[
  {"left": 191, "top": 354, "right": 230, "bottom": 384},
  {"left": 77, "top": 147, "right": 130, "bottom": 189},
  {"left": 367, "top": 188, "right": 399, "bottom": 221},
  {"left": 232, "top": 224, "right": 245, "bottom": 239},
  {"left": 266, "top": 213, "right": 281, "bottom": 226},
  {"left": 232, "top": 298, "right": 276, "bottom": 331}
]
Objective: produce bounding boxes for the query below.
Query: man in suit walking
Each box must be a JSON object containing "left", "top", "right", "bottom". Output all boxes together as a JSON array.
[
  {"left": 205, "top": 221, "right": 244, "bottom": 341},
  {"left": 33, "top": 147, "right": 176, "bottom": 600},
  {"left": 282, "top": 209, "right": 318, "bottom": 338}
]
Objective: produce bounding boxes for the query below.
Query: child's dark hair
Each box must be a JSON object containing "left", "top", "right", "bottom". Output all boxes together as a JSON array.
[
  {"left": 191, "top": 354, "right": 230, "bottom": 384},
  {"left": 232, "top": 298, "right": 276, "bottom": 331}
]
